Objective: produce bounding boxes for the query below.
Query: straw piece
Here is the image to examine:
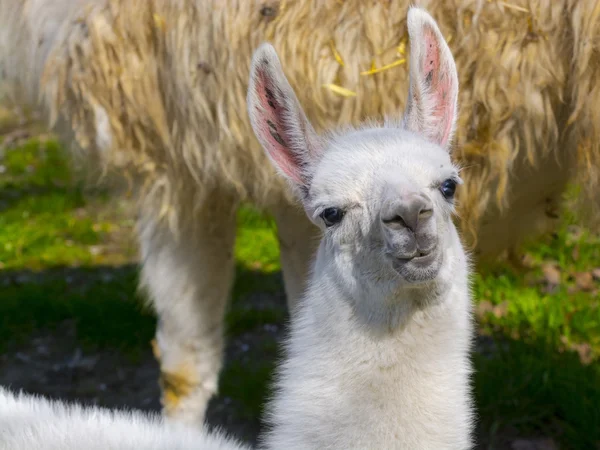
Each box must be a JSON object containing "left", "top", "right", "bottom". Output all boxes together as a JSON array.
[
  {"left": 153, "top": 13, "right": 166, "bottom": 32},
  {"left": 494, "top": 1, "right": 530, "bottom": 13},
  {"left": 397, "top": 40, "right": 406, "bottom": 55},
  {"left": 322, "top": 84, "right": 357, "bottom": 97},
  {"left": 360, "top": 58, "right": 406, "bottom": 76},
  {"left": 330, "top": 40, "right": 345, "bottom": 67}
]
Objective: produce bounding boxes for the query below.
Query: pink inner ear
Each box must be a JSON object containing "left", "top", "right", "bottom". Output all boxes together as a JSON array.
[
  {"left": 255, "top": 69, "right": 305, "bottom": 184},
  {"left": 422, "top": 26, "right": 455, "bottom": 147}
]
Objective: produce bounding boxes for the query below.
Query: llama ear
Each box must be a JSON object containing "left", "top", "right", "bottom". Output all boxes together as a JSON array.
[
  {"left": 247, "top": 43, "right": 324, "bottom": 193},
  {"left": 402, "top": 8, "right": 459, "bottom": 151}
]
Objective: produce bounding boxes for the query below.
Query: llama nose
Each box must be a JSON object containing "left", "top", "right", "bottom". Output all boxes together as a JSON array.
[{"left": 381, "top": 192, "right": 433, "bottom": 232}]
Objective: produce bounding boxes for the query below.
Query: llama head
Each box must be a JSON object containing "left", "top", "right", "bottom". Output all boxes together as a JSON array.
[{"left": 248, "top": 8, "right": 462, "bottom": 306}]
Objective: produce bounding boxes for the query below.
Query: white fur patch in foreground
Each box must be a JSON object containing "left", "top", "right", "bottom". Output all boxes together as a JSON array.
[{"left": 0, "top": 387, "right": 250, "bottom": 450}]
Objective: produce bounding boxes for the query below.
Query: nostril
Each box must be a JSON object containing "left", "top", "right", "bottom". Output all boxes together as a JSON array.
[
  {"left": 382, "top": 215, "right": 408, "bottom": 228},
  {"left": 419, "top": 208, "right": 433, "bottom": 220},
  {"left": 382, "top": 212, "right": 417, "bottom": 231},
  {"left": 382, "top": 208, "right": 432, "bottom": 232}
]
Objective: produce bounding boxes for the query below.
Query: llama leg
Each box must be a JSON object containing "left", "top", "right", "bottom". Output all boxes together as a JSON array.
[
  {"left": 139, "top": 202, "right": 237, "bottom": 426},
  {"left": 272, "top": 203, "right": 319, "bottom": 314}
]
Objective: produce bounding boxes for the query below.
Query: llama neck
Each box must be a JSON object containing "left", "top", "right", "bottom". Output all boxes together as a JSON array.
[{"left": 263, "top": 235, "right": 473, "bottom": 450}]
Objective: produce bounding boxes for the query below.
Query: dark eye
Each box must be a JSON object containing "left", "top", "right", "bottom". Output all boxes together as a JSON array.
[
  {"left": 440, "top": 179, "right": 457, "bottom": 199},
  {"left": 320, "top": 207, "right": 345, "bottom": 227}
]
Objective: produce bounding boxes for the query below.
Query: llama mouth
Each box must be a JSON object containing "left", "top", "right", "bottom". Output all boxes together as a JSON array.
[
  {"left": 394, "top": 246, "right": 437, "bottom": 264},
  {"left": 388, "top": 246, "right": 441, "bottom": 282},
  {"left": 398, "top": 252, "right": 436, "bottom": 267}
]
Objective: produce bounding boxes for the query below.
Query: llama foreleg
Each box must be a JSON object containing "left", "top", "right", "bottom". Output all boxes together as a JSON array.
[{"left": 138, "top": 201, "right": 237, "bottom": 426}]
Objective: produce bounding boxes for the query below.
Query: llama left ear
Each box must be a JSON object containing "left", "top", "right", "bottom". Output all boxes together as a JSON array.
[
  {"left": 247, "top": 43, "right": 325, "bottom": 195},
  {"left": 402, "top": 8, "right": 459, "bottom": 151}
]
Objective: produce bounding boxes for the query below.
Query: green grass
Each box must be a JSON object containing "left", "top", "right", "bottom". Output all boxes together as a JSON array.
[
  {"left": 475, "top": 216, "right": 600, "bottom": 358},
  {"left": 472, "top": 216, "right": 600, "bottom": 448},
  {"left": 0, "top": 137, "right": 152, "bottom": 356},
  {"left": 475, "top": 340, "right": 599, "bottom": 449},
  {"left": 0, "top": 138, "right": 134, "bottom": 269},
  {"left": 0, "top": 136, "right": 598, "bottom": 448}
]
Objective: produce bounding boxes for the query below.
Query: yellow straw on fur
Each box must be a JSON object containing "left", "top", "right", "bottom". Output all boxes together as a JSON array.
[
  {"left": 323, "top": 84, "right": 356, "bottom": 97},
  {"left": 360, "top": 58, "right": 406, "bottom": 76},
  {"left": 488, "top": 0, "right": 530, "bottom": 13},
  {"left": 153, "top": 13, "right": 166, "bottom": 32},
  {"left": 330, "top": 40, "right": 345, "bottom": 67}
]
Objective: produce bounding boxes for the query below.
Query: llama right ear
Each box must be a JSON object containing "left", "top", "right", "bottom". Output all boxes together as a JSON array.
[
  {"left": 247, "top": 43, "right": 324, "bottom": 194},
  {"left": 402, "top": 8, "right": 459, "bottom": 151}
]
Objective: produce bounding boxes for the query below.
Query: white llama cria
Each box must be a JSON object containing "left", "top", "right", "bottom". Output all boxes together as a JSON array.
[
  {"left": 0, "top": 387, "right": 249, "bottom": 450},
  {"left": 247, "top": 8, "right": 474, "bottom": 450},
  {"left": 0, "top": 8, "right": 473, "bottom": 450}
]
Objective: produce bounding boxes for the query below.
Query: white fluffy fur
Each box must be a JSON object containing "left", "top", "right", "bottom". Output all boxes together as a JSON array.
[
  {"left": 0, "top": 8, "right": 473, "bottom": 449},
  {"left": 263, "top": 234, "right": 473, "bottom": 449},
  {"left": 0, "top": 388, "right": 249, "bottom": 450},
  {"left": 253, "top": 8, "right": 474, "bottom": 449}
]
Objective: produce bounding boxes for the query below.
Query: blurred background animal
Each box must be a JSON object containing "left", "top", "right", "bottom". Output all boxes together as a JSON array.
[{"left": 1, "top": 0, "right": 599, "bottom": 427}]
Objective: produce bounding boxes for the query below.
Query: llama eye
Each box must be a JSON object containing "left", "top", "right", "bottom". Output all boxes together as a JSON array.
[
  {"left": 440, "top": 179, "right": 457, "bottom": 199},
  {"left": 320, "top": 207, "right": 345, "bottom": 227}
]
